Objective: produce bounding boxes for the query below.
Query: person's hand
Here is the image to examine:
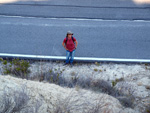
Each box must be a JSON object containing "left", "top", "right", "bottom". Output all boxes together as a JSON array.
[
  {"left": 64, "top": 46, "right": 68, "bottom": 50},
  {"left": 65, "top": 47, "right": 68, "bottom": 51},
  {"left": 74, "top": 47, "right": 77, "bottom": 50}
]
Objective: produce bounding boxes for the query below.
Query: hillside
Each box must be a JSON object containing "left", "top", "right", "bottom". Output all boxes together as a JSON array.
[
  {"left": 0, "top": 61, "right": 150, "bottom": 113},
  {"left": 0, "top": 75, "right": 135, "bottom": 113}
]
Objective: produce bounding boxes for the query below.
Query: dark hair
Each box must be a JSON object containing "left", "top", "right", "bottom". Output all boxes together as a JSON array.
[{"left": 66, "top": 34, "right": 72, "bottom": 37}]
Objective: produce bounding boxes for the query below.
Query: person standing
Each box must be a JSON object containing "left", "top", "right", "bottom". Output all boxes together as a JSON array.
[{"left": 62, "top": 31, "right": 78, "bottom": 66}]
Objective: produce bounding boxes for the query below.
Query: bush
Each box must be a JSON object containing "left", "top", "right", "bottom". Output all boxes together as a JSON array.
[
  {"left": 0, "top": 85, "right": 42, "bottom": 113},
  {"left": 112, "top": 78, "right": 124, "bottom": 87},
  {"left": 0, "top": 85, "right": 30, "bottom": 113},
  {"left": 54, "top": 91, "right": 112, "bottom": 113},
  {"left": 0, "top": 59, "right": 135, "bottom": 109},
  {"left": 0, "top": 58, "right": 30, "bottom": 78},
  {"left": 144, "top": 102, "right": 150, "bottom": 113},
  {"left": 91, "top": 79, "right": 112, "bottom": 93},
  {"left": 117, "top": 96, "right": 135, "bottom": 108},
  {"left": 75, "top": 77, "right": 92, "bottom": 88},
  {"left": 94, "top": 68, "right": 98, "bottom": 72},
  {"left": 145, "top": 107, "right": 150, "bottom": 113},
  {"left": 36, "top": 69, "right": 134, "bottom": 108}
]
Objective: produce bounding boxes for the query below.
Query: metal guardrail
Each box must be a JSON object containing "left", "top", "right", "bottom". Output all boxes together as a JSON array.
[{"left": 0, "top": 53, "right": 150, "bottom": 63}]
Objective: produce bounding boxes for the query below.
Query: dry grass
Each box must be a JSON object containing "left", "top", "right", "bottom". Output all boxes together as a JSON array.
[
  {"left": 53, "top": 91, "right": 115, "bottom": 113},
  {"left": 0, "top": 84, "right": 42, "bottom": 113}
]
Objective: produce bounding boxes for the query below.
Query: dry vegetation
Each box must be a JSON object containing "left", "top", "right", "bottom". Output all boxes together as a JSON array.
[{"left": 0, "top": 58, "right": 150, "bottom": 113}]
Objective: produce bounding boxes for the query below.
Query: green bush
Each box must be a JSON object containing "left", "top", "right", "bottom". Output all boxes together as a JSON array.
[
  {"left": 112, "top": 81, "right": 117, "bottom": 87},
  {"left": 95, "top": 62, "right": 100, "bottom": 66},
  {"left": 94, "top": 68, "right": 98, "bottom": 72},
  {"left": 112, "top": 78, "right": 124, "bottom": 87},
  {"left": 0, "top": 58, "right": 30, "bottom": 78}
]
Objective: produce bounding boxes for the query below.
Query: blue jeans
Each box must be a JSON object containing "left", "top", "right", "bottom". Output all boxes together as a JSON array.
[{"left": 66, "top": 50, "right": 75, "bottom": 64}]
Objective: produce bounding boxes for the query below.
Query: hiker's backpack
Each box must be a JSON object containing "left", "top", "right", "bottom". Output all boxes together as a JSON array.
[{"left": 65, "top": 37, "right": 75, "bottom": 44}]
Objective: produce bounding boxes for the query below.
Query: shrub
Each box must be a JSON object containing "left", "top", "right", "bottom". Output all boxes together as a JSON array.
[
  {"left": 37, "top": 70, "right": 134, "bottom": 108},
  {"left": 0, "top": 85, "right": 42, "bottom": 113},
  {"left": 76, "top": 77, "right": 92, "bottom": 88},
  {"left": 112, "top": 80, "right": 117, "bottom": 87},
  {"left": 99, "top": 69, "right": 103, "bottom": 72},
  {"left": 54, "top": 91, "right": 111, "bottom": 113},
  {"left": 38, "top": 68, "right": 69, "bottom": 87},
  {"left": 145, "top": 106, "right": 150, "bottom": 113},
  {"left": 112, "top": 78, "right": 124, "bottom": 87},
  {"left": 94, "top": 68, "right": 98, "bottom": 72},
  {"left": 0, "top": 92, "right": 12, "bottom": 113},
  {"left": 0, "top": 58, "right": 30, "bottom": 78},
  {"left": 117, "top": 96, "right": 135, "bottom": 108},
  {"left": 95, "top": 62, "right": 100, "bottom": 66},
  {"left": 0, "top": 85, "right": 30, "bottom": 113}
]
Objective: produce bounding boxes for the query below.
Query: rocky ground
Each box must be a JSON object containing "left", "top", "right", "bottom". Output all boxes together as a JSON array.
[{"left": 0, "top": 61, "right": 150, "bottom": 113}]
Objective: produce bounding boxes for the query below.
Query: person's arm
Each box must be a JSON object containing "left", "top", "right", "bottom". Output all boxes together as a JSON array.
[
  {"left": 75, "top": 40, "right": 78, "bottom": 49},
  {"left": 62, "top": 42, "right": 68, "bottom": 50}
]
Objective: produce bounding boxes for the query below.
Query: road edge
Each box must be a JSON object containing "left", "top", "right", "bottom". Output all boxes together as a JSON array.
[{"left": 0, "top": 53, "right": 150, "bottom": 63}]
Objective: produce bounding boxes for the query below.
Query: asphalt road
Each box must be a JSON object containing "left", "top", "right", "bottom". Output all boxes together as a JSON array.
[
  {"left": 0, "top": 16, "right": 150, "bottom": 59},
  {"left": 0, "top": 0, "right": 150, "bottom": 60},
  {"left": 0, "top": 2, "right": 150, "bottom": 20}
]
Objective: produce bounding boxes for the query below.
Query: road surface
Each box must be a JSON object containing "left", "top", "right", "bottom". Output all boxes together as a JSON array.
[
  {"left": 0, "top": 16, "right": 150, "bottom": 60},
  {"left": 0, "top": 0, "right": 150, "bottom": 20},
  {"left": 0, "top": 0, "right": 150, "bottom": 61}
]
